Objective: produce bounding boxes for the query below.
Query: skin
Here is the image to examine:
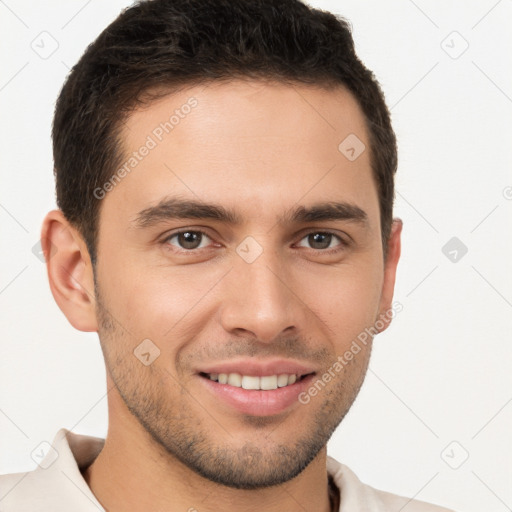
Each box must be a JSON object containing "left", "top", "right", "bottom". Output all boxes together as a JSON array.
[{"left": 42, "top": 79, "right": 402, "bottom": 512}]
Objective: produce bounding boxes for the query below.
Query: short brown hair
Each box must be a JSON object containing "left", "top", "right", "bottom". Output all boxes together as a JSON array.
[{"left": 53, "top": 0, "right": 397, "bottom": 264}]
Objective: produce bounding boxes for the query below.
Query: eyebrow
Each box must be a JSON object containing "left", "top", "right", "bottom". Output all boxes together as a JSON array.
[{"left": 133, "top": 197, "right": 369, "bottom": 229}]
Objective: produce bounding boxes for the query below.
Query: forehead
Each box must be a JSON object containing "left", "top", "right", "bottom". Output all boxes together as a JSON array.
[
  {"left": 124, "top": 79, "right": 369, "bottom": 149},
  {"left": 102, "top": 79, "right": 378, "bottom": 229}
]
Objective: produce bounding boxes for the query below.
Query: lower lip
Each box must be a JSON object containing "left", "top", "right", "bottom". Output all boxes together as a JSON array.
[{"left": 198, "top": 373, "right": 316, "bottom": 416}]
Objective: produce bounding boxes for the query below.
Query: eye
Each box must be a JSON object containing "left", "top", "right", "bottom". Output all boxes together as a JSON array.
[
  {"left": 164, "top": 230, "right": 213, "bottom": 250},
  {"left": 296, "top": 232, "right": 345, "bottom": 251}
]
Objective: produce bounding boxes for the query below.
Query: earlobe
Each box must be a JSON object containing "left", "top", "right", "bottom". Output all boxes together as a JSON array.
[
  {"left": 41, "top": 210, "right": 98, "bottom": 332},
  {"left": 376, "top": 218, "right": 403, "bottom": 333}
]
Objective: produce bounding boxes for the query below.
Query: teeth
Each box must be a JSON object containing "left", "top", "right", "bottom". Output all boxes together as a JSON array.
[
  {"left": 227, "top": 373, "right": 242, "bottom": 387},
  {"left": 207, "top": 372, "right": 301, "bottom": 390},
  {"left": 277, "top": 374, "right": 289, "bottom": 387},
  {"left": 260, "top": 375, "right": 278, "bottom": 390},
  {"left": 242, "top": 375, "right": 260, "bottom": 390}
]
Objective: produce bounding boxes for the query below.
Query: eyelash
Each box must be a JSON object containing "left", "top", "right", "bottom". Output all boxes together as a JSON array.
[{"left": 161, "top": 229, "right": 349, "bottom": 254}]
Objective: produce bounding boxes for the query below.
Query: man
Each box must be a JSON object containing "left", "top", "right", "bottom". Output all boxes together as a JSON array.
[{"left": 0, "top": 0, "right": 455, "bottom": 510}]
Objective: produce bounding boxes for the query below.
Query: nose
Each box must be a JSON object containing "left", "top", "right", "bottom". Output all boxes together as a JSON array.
[{"left": 219, "top": 248, "right": 305, "bottom": 343}]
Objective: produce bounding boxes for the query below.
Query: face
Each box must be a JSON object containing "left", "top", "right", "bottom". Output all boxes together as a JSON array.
[{"left": 93, "top": 80, "right": 398, "bottom": 489}]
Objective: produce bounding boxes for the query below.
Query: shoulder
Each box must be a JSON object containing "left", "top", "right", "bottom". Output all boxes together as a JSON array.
[
  {"left": 0, "top": 469, "right": 51, "bottom": 511},
  {"left": 327, "top": 455, "right": 457, "bottom": 512},
  {"left": 0, "top": 428, "right": 105, "bottom": 511},
  {"left": 0, "top": 470, "right": 31, "bottom": 493}
]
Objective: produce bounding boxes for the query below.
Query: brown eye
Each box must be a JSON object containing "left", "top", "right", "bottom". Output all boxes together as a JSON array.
[
  {"left": 297, "top": 232, "right": 343, "bottom": 250},
  {"left": 166, "top": 231, "right": 211, "bottom": 250}
]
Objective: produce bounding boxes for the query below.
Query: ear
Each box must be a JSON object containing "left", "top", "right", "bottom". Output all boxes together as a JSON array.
[
  {"left": 40, "top": 210, "right": 98, "bottom": 332},
  {"left": 376, "top": 218, "right": 403, "bottom": 333}
]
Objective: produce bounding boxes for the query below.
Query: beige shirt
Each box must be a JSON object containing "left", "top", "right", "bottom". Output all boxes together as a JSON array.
[{"left": 0, "top": 428, "right": 455, "bottom": 511}]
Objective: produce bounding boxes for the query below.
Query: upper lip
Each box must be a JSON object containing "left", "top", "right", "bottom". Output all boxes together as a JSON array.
[{"left": 197, "top": 359, "right": 317, "bottom": 377}]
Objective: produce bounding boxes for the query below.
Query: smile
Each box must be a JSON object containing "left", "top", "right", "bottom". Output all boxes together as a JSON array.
[{"left": 200, "top": 372, "right": 312, "bottom": 390}]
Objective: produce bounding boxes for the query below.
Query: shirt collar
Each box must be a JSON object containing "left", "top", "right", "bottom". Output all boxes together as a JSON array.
[{"left": 1, "top": 428, "right": 105, "bottom": 511}]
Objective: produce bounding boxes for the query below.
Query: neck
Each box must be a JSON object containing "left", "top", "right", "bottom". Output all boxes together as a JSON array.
[{"left": 82, "top": 405, "right": 333, "bottom": 512}]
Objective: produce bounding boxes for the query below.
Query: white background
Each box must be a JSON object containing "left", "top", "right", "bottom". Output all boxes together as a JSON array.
[{"left": 1, "top": 1, "right": 511, "bottom": 511}]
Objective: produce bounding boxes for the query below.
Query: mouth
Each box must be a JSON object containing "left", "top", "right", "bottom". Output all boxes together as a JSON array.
[
  {"left": 197, "top": 369, "right": 317, "bottom": 416},
  {"left": 198, "top": 371, "right": 314, "bottom": 390}
]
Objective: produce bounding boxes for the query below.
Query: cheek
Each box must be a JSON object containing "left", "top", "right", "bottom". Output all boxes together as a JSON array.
[
  {"left": 110, "top": 263, "right": 227, "bottom": 343},
  {"left": 298, "top": 261, "right": 383, "bottom": 344}
]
